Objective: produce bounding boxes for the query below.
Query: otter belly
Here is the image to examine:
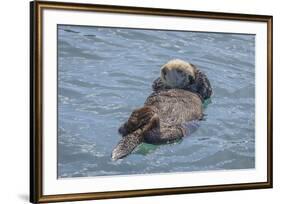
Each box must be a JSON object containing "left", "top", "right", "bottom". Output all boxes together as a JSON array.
[
  {"left": 143, "top": 89, "right": 203, "bottom": 144},
  {"left": 145, "top": 89, "right": 203, "bottom": 123}
]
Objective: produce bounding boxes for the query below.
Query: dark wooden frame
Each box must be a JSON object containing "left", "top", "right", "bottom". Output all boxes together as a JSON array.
[{"left": 30, "top": 1, "right": 273, "bottom": 203}]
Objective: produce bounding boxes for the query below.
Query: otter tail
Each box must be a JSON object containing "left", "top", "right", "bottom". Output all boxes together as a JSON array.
[
  {"left": 112, "top": 106, "right": 159, "bottom": 160},
  {"left": 111, "top": 129, "right": 143, "bottom": 161}
]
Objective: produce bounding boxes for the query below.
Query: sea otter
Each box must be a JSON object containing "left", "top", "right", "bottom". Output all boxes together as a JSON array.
[
  {"left": 111, "top": 59, "right": 212, "bottom": 160},
  {"left": 112, "top": 89, "right": 203, "bottom": 160},
  {"left": 152, "top": 59, "right": 213, "bottom": 101}
]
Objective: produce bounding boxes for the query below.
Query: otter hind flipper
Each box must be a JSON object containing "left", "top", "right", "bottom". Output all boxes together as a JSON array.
[
  {"left": 181, "top": 120, "right": 200, "bottom": 137},
  {"left": 118, "top": 106, "right": 156, "bottom": 137}
]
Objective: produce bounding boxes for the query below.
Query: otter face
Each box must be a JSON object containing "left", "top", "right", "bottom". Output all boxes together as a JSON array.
[{"left": 160, "top": 59, "right": 196, "bottom": 88}]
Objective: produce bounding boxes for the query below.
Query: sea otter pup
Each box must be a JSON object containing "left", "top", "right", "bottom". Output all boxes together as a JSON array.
[
  {"left": 152, "top": 59, "right": 212, "bottom": 101},
  {"left": 111, "top": 89, "right": 203, "bottom": 160}
]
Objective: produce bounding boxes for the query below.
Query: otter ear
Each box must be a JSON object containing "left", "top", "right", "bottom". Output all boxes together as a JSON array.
[
  {"left": 161, "top": 66, "right": 168, "bottom": 78},
  {"left": 190, "top": 63, "right": 198, "bottom": 71},
  {"left": 190, "top": 63, "right": 197, "bottom": 69}
]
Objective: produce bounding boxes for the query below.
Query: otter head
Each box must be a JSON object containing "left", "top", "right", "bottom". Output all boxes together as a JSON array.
[{"left": 160, "top": 59, "right": 196, "bottom": 88}]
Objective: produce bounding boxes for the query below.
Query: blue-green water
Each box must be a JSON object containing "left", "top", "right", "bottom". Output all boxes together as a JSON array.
[{"left": 58, "top": 25, "right": 255, "bottom": 178}]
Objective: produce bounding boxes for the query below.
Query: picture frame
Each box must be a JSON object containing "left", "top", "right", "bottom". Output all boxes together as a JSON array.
[{"left": 30, "top": 1, "right": 273, "bottom": 203}]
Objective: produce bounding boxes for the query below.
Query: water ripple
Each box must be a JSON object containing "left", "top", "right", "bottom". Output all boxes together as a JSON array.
[{"left": 58, "top": 25, "right": 255, "bottom": 178}]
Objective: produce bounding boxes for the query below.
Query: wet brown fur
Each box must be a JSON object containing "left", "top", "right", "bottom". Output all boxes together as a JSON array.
[
  {"left": 112, "top": 89, "right": 203, "bottom": 160},
  {"left": 112, "top": 59, "right": 212, "bottom": 160}
]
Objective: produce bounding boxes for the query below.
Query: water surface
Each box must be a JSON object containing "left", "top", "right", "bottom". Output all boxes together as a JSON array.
[{"left": 57, "top": 25, "right": 255, "bottom": 178}]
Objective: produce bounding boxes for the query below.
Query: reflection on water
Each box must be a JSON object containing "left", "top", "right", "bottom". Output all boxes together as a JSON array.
[{"left": 58, "top": 25, "right": 255, "bottom": 178}]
